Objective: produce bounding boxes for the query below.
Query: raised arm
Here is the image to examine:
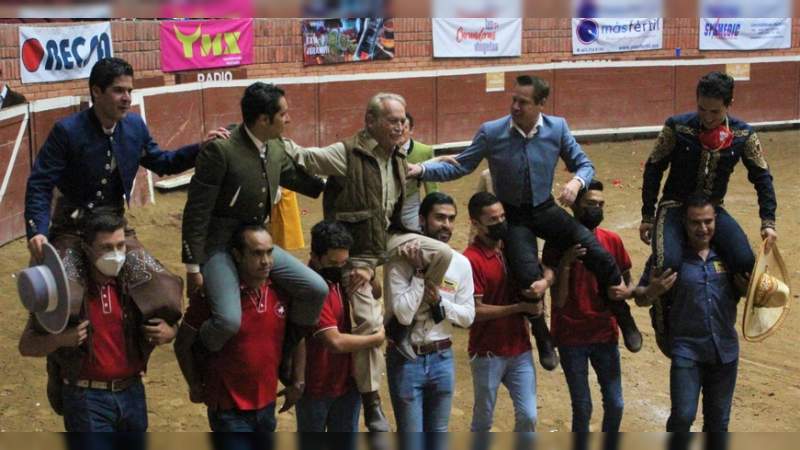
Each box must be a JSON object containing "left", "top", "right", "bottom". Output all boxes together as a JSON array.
[
  {"left": 283, "top": 139, "right": 349, "bottom": 177},
  {"left": 417, "top": 125, "right": 489, "bottom": 182},
  {"left": 384, "top": 260, "right": 425, "bottom": 326}
]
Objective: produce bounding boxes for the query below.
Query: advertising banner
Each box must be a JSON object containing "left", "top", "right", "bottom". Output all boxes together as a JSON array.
[
  {"left": 699, "top": 18, "right": 792, "bottom": 50},
  {"left": 572, "top": 18, "right": 663, "bottom": 55},
  {"left": 302, "top": 18, "right": 395, "bottom": 66},
  {"left": 432, "top": 18, "right": 522, "bottom": 58},
  {"left": 19, "top": 22, "right": 113, "bottom": 84},
  {"left": 160, "top": 18, "right": 254, "bottom": 73}
]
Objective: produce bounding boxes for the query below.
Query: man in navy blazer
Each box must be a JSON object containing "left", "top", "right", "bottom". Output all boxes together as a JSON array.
[
  {"left": 25, "top": 57, "right": 228, "bottom": 261},
  {"left": 408, "top": 75, "right": 641, "bottom": 369}
]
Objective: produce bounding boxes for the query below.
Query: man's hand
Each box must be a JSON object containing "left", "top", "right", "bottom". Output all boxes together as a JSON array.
[
  {"left": 422, "top": 280, "right": 440, "bottom": 305},
  {"left": 521, "top": 279, "right": 549, "bottom": 300},
  {"left": 347, "top": 267, "right": 373, "bottom": 297},
  {"left": 59, "top": 320, "right": 90, "bottom": 348},
  {"left": 202, "top": 127, "right": 231, "bottom": 144},
  {"left": 407, "top": 163, "right": 423, "bottom": 179},
  {"left": 399, "top": 240, "right": 424, "bottom": 271},
  {"left": 187, "top": 272, "right": 204, "bottom": 298},
  {"left": 761, "top": 228, "right": 777, "bottom": 254},
  {"left": 562, "top": 244, "right": 586, "bottom": 266},
  {"left": 142, "top": 318, "right": 177, "bottom": 346},
  {"left": 558, "top": 178, "right": 583, "bottom": 207},
  {"left": 516, "top": 301, "right": 543, "bottom": 317},
  {"left": 277, "top": 383, "right": 304, "bottom": 413},
  {"left": 646, "top": 268, "right": 678, "bottom": 299},
  {"left": 27, "top": 234, "right": 49, "bottom": 263},
  {"left": 639, "top": 222, "right": 653, "bottom": 245},
  {"left": 608, "top": 280, "right": 632, "bottom": 301},
  {"left": 189, "top": 383, "right": 206, "bottom": 404}
]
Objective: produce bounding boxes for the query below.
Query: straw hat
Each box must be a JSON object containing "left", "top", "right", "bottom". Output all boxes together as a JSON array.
[
  {"left": 742, "top": 240, "right": 792, "bottom": 342},
  {"left": 17, "top": 242, "right": 72, "bottom": 334}
]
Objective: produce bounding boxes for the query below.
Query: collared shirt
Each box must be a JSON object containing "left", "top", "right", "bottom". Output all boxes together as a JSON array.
[
  {"left": 639, "top": 249, "right": 740, "bottom": 364},
  {"left": 384, "top": 249, "right": 475, "bottom": 346},
  {"left": 463, "top": 240, "right": 531, "bottom": 357},
  {"left": 510, "top": 113, "right": 544, "bottom": 139},
  {"left": 0, "top": 84, "right": 7, "bottom": 109},
  {"left": 285, "top": 136, "right": 400, "bottom": 229}
]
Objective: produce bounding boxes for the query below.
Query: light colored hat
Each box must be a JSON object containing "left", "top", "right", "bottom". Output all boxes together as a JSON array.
[
  {"left": 742, "top": 240, "right": 792, "bottom": 342},
  {"left": 17, "top": 243, "right": 72, "bottom": 334}
]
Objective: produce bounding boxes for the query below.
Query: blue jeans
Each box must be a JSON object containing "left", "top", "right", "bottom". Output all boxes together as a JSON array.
[
  {"left": 386, "top": 345, "right": 454, "bottom": 450},
  {"left": 61, "top": 379, "right": 148, "bottom": 432},
  {"left": 296, "top": 388, "right": 360, "bottom": 450},
  {"left": 207, "top": 404, "right": 276, "bottom": 450},
  {"left": 559, "top": 343, "right": 624, "bottom": 432},
  {"left": 667, "top": 356, "right": 738, "bottom": 432},
  {"left": 469, "top": 351, "right": 537, "bottom": 432},
  {"left": 655, "top": 204, "right": 754, "bottom": 275},
  {"left": 200, "top": 245, "right": 328, "bottom": 351}
]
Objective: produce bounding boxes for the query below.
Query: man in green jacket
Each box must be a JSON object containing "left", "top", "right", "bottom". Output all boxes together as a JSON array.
[
  {"left": 181, "top": 83, "right": 329, "bottom": 357},
  {"left": 284, "top": 92, "right": 454, "bottom": 432},
  {"left": 401, "top": 112, "right": 439, "bottom": 231}
]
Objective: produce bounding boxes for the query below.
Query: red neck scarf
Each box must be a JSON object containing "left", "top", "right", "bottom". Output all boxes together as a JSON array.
[{"left": 699, "top": 116, "right": 734, "bottom": 152}]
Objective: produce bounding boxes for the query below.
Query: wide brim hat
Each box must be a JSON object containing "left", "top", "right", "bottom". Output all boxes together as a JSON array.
[
  {"left": 742, "top": 240, "right": 792, "bottom": 342},
  {"left": 17, "top": 242, "right": 71, "bottom": 333}
]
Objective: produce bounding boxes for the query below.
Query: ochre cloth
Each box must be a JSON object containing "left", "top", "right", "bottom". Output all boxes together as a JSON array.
[{"left": 269, "top": 188, "right": 306, "bottom": 250}]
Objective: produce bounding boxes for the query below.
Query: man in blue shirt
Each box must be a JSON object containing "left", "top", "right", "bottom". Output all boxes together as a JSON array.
[
  {"left": 634, "top": 193, "right": 748, "bottom": 444},
  {"left": 407, "top": 75, "right": 635, "bottom": 369}
]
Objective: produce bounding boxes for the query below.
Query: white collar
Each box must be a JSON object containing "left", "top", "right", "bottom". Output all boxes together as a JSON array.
[
  {"left": 511, "top": 114, "right": 544, "bottom": 139},
  {"left": 102, "top": 123, "right": 116, "bottom": 136}
]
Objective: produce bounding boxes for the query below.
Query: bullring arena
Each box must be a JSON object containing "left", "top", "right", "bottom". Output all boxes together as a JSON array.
[{"left": 0, "top": 17, "right": 798, "bottom": 443}]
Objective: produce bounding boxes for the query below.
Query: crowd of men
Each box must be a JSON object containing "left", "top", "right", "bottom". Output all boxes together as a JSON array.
[{"left": 15, "top": 56, "right": 780, "bottom": 450}]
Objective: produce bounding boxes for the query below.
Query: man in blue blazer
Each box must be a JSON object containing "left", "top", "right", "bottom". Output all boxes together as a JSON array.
[
  {"left": 25, "top": 57, "right": 227, "bottom": 261},
  {"left": 408, "top": 75, "right": 641, "bottom": 369}
]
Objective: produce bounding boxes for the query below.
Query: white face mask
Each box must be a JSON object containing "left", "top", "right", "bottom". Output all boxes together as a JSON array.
[{"left": 95, "top": 250, "right": 126, "bottom": 277}]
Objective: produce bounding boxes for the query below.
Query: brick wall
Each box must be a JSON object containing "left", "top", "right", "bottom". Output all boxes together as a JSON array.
[{"left": 2, "top": 18, "right": 800, "bottom": 100}]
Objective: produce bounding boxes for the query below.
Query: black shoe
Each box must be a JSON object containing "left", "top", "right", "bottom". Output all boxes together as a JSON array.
[
  {"left": 529, "top": 314, "right": 559, "bottom": 371},
  {"left": 386, "top": 317, "right": 416, "bottom": 361},
  {"left": 362, "top": 392, "right": 390, "bottom": 432},
  {"left": 618, "top": 317, "right": 643, "bottom": 353}
]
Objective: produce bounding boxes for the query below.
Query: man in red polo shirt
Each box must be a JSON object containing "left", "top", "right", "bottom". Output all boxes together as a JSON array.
[
  {"left": 295, "top": 220, "right": 386, "bottom": 449},
  {"left": 542, "top": 180, "right": 633, "bottom": 433},
  {"left": 463, "top": 191, "right": 552, "bottom": 432},
  {"left": 18, "top": 213, "right": 179, "bottom": 444},
  {"left": 175, "top": 224, "right": 289, "bottom": 436}
]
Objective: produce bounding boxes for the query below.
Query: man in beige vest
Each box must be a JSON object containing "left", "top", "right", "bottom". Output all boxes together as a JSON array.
[{"left": 283, "top": 92, "right": 453, "bottom": 431}]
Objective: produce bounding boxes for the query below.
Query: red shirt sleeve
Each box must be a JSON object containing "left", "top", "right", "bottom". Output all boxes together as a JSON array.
[
  {"left": 182, "top": 293, "right": 211, "bottom": 330},
  {"left": 465, "top": 248, "right": 486, "bottom": 296},
  {"left": 610, "top": 233, "right": 632, "bottom": 273},
  {"left": 314, "top": 293, "right": 339, "bottom": 334}
]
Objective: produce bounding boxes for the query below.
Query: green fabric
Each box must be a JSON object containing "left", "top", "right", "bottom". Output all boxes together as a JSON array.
[
  {"left": 404, "top": 140, "right": 439, "bottom": 197},
  {"left": 323, "top": 130, "right": 407, "bottom": 261}
]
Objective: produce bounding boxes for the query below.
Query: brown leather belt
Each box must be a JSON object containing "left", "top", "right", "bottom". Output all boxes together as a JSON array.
[
  {"left": 64, "top": 375, "right": 140, "bottom": 392},
  {"left": 412, "top": 338, "right": 452, "bottom": 355}
]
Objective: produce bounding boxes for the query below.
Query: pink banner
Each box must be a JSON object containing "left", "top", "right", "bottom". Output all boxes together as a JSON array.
[{"left": 160, "top": 19, "right": 253, "bottom": 73}]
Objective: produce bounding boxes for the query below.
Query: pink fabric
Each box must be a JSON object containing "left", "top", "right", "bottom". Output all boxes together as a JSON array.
[{"left": 160, "top": 19, "right": 253, "bottom": 72}]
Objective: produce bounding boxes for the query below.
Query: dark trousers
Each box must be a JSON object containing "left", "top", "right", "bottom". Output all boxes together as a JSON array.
[
  {"left": 654, "top": 203, "right": 755, "bottom": 275},
  {"left": 667, "top": 356, "right": 738, "bottom": 438},
  {"left": 503, "top": 199, "right": 622, "bottom": 290}
]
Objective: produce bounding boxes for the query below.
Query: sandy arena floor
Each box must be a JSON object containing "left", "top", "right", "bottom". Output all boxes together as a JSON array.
[{"left": 0, "top": 130, "right": 798, "bottom": 433}]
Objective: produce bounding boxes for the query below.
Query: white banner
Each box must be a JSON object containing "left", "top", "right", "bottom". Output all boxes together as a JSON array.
[
  {"left": 572, "top": 18, "right": 663, "bottom": 55},
  {"left": 699, "top": 18, "right": 792, "bottom": 50},
  {"left": 432, "top": 18, "right": 521, "bottom": 58},
  {"left": 19, "top": 22, "right": 113, "bottom": 84}
]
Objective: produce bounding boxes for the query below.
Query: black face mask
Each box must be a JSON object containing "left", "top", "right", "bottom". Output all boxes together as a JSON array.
[
  {"left": 579, "top": 206, "right": 604, "bottom": 230},
  {"left": 486, "top": 221, "right": 509, "bottom": 241},
  {"left": 319, "top": 266, "right": 343, "bottom": 284}
]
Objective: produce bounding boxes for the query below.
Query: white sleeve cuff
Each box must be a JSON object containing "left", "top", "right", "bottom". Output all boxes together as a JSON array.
[{"left": 185, "top": 264, "right": 200, "bottom": 274}]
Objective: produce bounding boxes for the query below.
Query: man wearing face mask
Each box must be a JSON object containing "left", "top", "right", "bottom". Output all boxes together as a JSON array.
[
  {"left": 542, "top": 180, "right": 638, "bottom": 434},
  {"left": 295, "top": 221, "right": 386, "bottom": 449},
  {"left": 19, "top": 213, "right": 178, "bottom": 437},
  {"left": 464, "top": 192, "right": 549, "bottom": 433}
]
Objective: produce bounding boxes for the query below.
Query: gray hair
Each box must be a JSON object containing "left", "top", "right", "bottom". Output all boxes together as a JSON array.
[{"left": 366, "top": 92, "right": 406, "bottom": 119}]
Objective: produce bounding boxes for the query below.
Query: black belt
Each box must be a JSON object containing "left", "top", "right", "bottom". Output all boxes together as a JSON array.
[
  {"left": 412, "top": 338, "right": 452, "bottom": 355},
  {"left": 64, "top": 375, "right": 140, "bottom": 392}
]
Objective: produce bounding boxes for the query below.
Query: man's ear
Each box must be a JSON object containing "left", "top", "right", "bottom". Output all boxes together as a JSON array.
[{"left": 231, "top": 247, "right": 242, "bottom": 264}]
